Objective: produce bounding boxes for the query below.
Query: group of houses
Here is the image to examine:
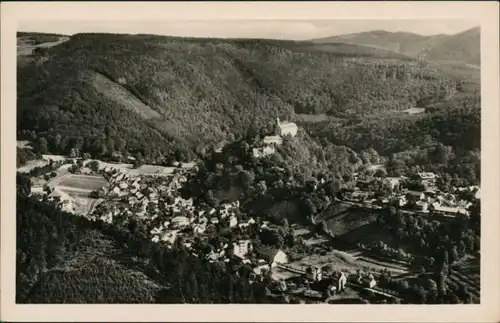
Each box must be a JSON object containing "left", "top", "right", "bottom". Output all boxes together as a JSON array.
[
  {"left": 90, "top": 167, "right": 190, "bottom": 224},
  {"left": 273, "top": 264, "right": 383, "bottom": 302},
  {"left": 343, "top": 170, "right": 478, "bottom": 217}
]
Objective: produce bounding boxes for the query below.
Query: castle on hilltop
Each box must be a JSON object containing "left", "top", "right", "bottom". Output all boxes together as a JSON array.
[
  {"left": 253, "top": 117, "right": 298, "bottom": 158},
  {"left": 276, "top": 117, "right": 298, "bottom": 137}
]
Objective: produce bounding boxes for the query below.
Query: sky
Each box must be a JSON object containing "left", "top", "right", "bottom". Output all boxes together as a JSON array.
[{"left": 19, "top": 20, "right": 479, "bottom": 40}]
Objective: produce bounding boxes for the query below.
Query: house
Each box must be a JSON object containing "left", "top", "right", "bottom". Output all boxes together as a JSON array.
[
  {"left": 49, "top": 187, "right": 71, "bottom": 202},
  {"left": 256, "top": 247, "right": 289, "bottom": 267},
  {"left": 358, "top": 273, "right": 377, "bottom": 288},
  {"left": 395, "top": 195, "right": 407, "bottom": 207},
  {"left": 430, "top": 202, "right": 469, "bottom": 216},
  {"left": 233, "top": 240, "right": 253, "bottom": 259},
  {"left": 416, "top": 172, "right": 437, "bottom": 186},
  {"left": 306, "top": 266, "right": 323, "bottom": 281},
  {"left": 206, "top": 249, "right": 226, "bottom": 263},
  {"left": 194, "top": 224, "right": 206, "bottom": 234},
  {"left": 276, "top": 118, "right": 298, "bottom": 137},
  {"left": 262, "top": 135, "right": 283, "bottom": 146},
  {"left": 386, "top": 177, "right": 405, "bottom": 191},
  {"left": 30, "top": 186, "right": 44, "bottom": 195},
  {"left": 119, "top": 182, "right": 128, "bottom": 190},
  {"left": 327, "top": 272, "right": 348, "bottom": 294},
  {"left": 171, "top": 216, "right": 190, "bottom": 229},
  {"left": 150, "top": 227, "right": 162, "bottom": 235},
  {"left": 252, "top": 146, "right": 276, "bottom": 158},
  {"left": 337, "top": 272, "right": 348, "bottom": 291},
  {"left": 161, "top": 230, "right": 179, "bottom": 244},
  {"left": 415, "top": 200, "right": 429, "bottom": 212},
  {"left": 229, "top": 215, "right": 238, "bottom": 228},
  {"left": 253, "top": 259, "right": 270, "bottom": 275}
]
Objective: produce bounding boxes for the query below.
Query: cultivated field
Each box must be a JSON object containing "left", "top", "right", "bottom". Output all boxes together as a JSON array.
[{"left": 57, "top": 174, "right": 109, "bottom": 191}]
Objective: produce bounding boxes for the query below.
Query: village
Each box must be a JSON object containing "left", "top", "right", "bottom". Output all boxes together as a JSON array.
[{"left": 18, "top": 114, "right": 480, "bottom": 304}]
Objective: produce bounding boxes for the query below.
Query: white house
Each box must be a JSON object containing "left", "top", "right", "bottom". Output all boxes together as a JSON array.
[
  {"left": 257, "top": 247, "right": 289, "bottom": 268},
  {"left": 233, "top": 240, "right": 253, "bottom": 259},
  {"left": 262, "top": 135, "right": 283, "bottom": 146},
  {"left": 171, "top": 216, "right": 190, "bottom": 229},
  {"left": 229, "top": 215, "right": 238, "bottom": 228},
  {"left": 161, "top": 230, "right": 179, "bottom": 244},
  {"left": 194, "top": 224, "right": 206, "bottom": 234}
]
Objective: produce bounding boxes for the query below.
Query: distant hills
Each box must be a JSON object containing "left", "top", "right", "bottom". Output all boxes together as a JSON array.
[{"left": 312, "top": 27, "right": 480, "bottom": 66}]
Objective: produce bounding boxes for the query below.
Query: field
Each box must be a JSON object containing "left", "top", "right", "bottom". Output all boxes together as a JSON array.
[
  {"left": 56, "top": 175, "right": 108, "bottom": 191},
  {"left": 17, "top": 160, "right": 49, "bottom": 173},
  {"left": 303, "top": 205, "right": 413, "bottom": 275}
]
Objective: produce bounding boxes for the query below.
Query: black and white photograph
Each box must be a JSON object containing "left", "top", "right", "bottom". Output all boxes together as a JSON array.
[{"left": 2, "top": 1, "right": 500, "bottom": 322}]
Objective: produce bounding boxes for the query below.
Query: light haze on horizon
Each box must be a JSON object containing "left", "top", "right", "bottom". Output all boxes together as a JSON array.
[{"left": 19, "top": 20, "right": 479, "bottom": 40}]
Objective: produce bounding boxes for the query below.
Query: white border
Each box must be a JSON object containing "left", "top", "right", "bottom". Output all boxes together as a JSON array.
[{"left": 2, "top": 1, "right": 499, "bottom": 322}]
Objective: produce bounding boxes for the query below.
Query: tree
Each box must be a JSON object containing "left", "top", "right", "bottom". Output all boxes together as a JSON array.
[
  {"left": 440, "top": 250, "right": 449, "bottom": 276},
  {"left": 280, "top": 218, "right": 289, "bottom": 233},
  {"left": 458, "top": 241, "right": 466, "bottom": 258},
  {"left": 449, "top": 246, "right": 459, "bottom": 264},
  {"left": 374, "top": 168, "right": 388, "bottom": 178},
  {"left": 88, "top": 160, "right": 100, "bottom": 173},
  {"left": 426, "top": 278, "right": 439, "bottom": 303},
  {"left": 37, "top": 137, "right": 49, "bottom": 154}
]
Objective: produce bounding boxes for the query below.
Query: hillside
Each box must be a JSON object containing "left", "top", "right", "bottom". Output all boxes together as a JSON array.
[
  {"left": 312, "top": 27, "right": 480, "bottom": 66},
  {"left": 17, "top": 32, "right": 470, "bottom": 163},
  {"left": 424, "top": 27, "right": 480, "bottom": 65}
]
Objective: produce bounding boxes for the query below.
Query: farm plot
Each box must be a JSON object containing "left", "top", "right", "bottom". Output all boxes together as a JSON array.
[
  {"left": 57, "top": 174, "right": 109, "bottom": 191},
  {"left": 47, "top": 174, "right": 109, "bottom": 198},
  {"left": 289, "top": 249, "right": 360, "bottom": 274}
]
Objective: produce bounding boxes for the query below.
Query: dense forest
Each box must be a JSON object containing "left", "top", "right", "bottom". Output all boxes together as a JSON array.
[
  {"left": 303, "top": 103, "right": 480, "bottom": 186},
  {"left": 17, "top": 32, "right": 477, "bottom": 164}
]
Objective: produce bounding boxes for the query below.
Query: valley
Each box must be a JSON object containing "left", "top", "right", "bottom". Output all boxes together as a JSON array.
[{"left": 15, "top": 26, "right": 481, "bottom": 305}]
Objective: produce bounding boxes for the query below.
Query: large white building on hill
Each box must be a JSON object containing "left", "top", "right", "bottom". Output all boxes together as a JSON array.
[{"left": 276, "top": 117, "right": 298, "bottom": 137}]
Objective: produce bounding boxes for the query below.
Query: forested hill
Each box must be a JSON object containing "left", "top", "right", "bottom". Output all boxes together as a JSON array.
[
  {"left": 17, "top": 32, "right": 474, "bottom": 163},
  {"left": 313, "top": 27, "right": 480, "bottom": 66}
]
